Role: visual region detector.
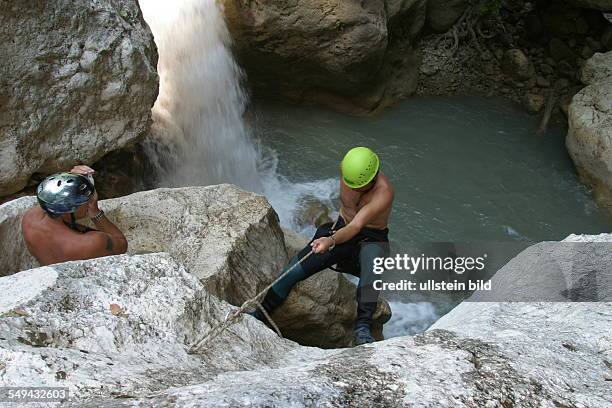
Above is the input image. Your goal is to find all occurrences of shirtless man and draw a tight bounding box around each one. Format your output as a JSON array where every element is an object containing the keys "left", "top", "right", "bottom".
[
  {"left": 249, "top": 147, "right": 394, "bottom": 345},
  {"left": 22, "top": 165, "right": 128, "bottom": 266}
]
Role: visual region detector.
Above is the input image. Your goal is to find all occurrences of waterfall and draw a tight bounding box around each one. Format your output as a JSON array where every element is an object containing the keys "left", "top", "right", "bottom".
[{"left": 138, "top": 0, "right": 262, "bottom": 191}]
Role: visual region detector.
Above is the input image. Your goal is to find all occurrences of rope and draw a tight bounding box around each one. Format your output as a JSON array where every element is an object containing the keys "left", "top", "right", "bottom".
[{"left": 188, "top": 249, "right": 315, "bottom": 353}]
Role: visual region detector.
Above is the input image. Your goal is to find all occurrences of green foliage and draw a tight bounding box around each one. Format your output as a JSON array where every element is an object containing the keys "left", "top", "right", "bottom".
[{"left": 479, "top": 0, "right": 503, "bottom": 17}]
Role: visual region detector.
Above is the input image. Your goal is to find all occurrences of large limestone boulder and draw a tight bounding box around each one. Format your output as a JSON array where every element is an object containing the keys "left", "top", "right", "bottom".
[
  {"left": 580, "top": 51, "right": 612, "bottom": 84},
  {"left": 566, "top": 52, "right": 612, "bottom": 210},
  {"left": 2, "top": 235, "right": 610, "bottom": 406},
  {"left": 0, "top": 185, "right": 388, "bottom": 348},
  {"left": 0, "top": 253, "right": 303, "bottom": 400},
  {"left": 277, "top": 230, "right": 392, "bottom": 348},
  {"left": 0, "top": 185, "right": 288, "bottom": 307},
  {"left": 0, "top": 196, "right": 39, "bottom": 275},
  {"left": 464, "top": 236, "right": 611, "bottom": 303},
  {"left": 84, "top": 302, "right": 611, "bottom": 407},
  {"left": 220, "top": 0, "right": 426, "bottom": 112},
  {"left": 0, "top": 0, "right": 158, "bottom": 196}
]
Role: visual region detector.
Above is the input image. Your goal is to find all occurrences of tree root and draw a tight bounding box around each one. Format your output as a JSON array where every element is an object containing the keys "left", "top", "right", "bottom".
[{"left": 423, "top": 1, "right": 503, "bottom": 74}]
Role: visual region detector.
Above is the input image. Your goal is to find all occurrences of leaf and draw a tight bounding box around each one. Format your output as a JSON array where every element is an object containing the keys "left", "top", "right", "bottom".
[{"left": 109, "top": 303, "right": 123, "bottom": 316}]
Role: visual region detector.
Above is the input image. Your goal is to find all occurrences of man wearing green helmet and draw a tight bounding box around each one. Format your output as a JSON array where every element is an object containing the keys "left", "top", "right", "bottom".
[
  {"left": 21, "top": 165, "right": 128, "bottom": 266},
  {"left": 249, "top": 147, "right": 395, "bottom": 346}
]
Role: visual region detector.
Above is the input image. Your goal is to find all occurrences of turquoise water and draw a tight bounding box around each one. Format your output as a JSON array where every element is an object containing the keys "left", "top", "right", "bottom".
[
  {"left": 252, "top": 96, "right": 610, "bottom": 337},
  {"left": 254, "top": 96, "right": 610, "bottom": 244}
]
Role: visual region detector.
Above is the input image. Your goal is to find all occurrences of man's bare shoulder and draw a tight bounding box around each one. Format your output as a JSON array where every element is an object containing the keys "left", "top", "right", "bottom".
[
  {"left": 375, "top": 173, "right": 395, "bottom": 198},
  {"left": 21, "top": 206, "right": 45, "bottom": 231}
]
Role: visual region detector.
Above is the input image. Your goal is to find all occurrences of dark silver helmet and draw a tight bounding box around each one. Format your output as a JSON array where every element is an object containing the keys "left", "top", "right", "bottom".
[{"left": 36, "top": 173, "right": 94, "bottom": 217}]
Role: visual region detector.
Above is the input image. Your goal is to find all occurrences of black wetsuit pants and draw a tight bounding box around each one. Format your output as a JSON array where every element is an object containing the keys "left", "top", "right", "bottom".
[{"left": 265, "top": 216, "right": 389, "bottom": 329}]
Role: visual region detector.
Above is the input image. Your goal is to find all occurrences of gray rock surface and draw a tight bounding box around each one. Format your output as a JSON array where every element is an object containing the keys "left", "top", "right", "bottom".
[
  {"left": 220, "top": 0, "right": 426, "bottom": 112},
  {"left": 0, "top": 253, "right": 305, "bottom": 401},
  {"left": 0, "top": 196, "right": 39, "bottom": 275},
  {"left": 426, "top": 0, "right": 468, "bottom": 32},
  {"left": 81, "top": 302, "right": 611, "bottom": 407},
  {"left": 566, "top": 52, "right": 612, "bottom": 210},
  {"left": 464, "top": 238, "right": 611, "bottom": 302},
  {"left": 0, "top": 0, "right": 158, "bottom": 196},
  {"left": 580, "top": 51, "right": 612, "bottom": 84},
  {"left": 1, "top": 224, "right": 610, "bottom": 407}
]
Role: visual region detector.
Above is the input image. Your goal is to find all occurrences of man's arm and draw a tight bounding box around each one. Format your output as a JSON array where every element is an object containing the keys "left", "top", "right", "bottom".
[
  {"left": 311, "top": 188, "right": 394, "bottom": 253},
  {"left": 60, "top": 230, "right": 127, "bottom": 261},
  {"left": 90, "top": 214, "right": 128, "bottom": 255}
]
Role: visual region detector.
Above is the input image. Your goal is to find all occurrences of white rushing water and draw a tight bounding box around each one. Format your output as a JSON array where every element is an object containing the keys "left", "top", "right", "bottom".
[
  {"left": 139, "top": 0, "right": 261, "bottom": 191},
  {"left": 139, "top": 0, "right": 435, "bottom": 338}
]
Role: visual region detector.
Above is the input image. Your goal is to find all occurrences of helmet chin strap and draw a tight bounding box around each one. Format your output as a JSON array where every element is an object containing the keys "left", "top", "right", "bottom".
[{"left": 69, "top": 213, "right": 77, "bottom": 230}]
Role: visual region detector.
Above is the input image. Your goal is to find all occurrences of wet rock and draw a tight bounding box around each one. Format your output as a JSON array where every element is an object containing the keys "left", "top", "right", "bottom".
[
  {"left": 220, "top": 0, "right": 426, "bottom": 112},
  {"left": 426, "top": 0, "right": 469, "bottom": 33},
  {"left": 523, "top": 92, "right": 545, "bottom": 113},
  {"left": 0, "top": 0, "right": 158, "bottom": 196},
  {"left": 502, "top": 49, "right": 535, "bottom": 81},
  {"left": 292, "top": 196, "right": 333, "bottom": 230}
]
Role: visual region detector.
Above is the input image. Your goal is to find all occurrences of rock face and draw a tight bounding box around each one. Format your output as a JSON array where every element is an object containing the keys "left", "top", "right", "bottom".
[
  {"left": 466, "top": 238, "right": 611, "bottom": 303},
  {"left": 1, "top": 220, "right": 610, "bottom": 406},
  {"left": 220, "top": 0, "right": 426, "bottom": 112},
  {"left": 568, "top": 0, "right": 612, "bottom": 11},
  {"left": 502, "top": 49, "right": 536, "bottom": 81},
  {"left": 426, "top": 0, "right": 468, "bottom": 32},
  {"left": 0, "top": 196, "right": 39, "bottom": 275},
  {"left": 0, "top": 0, "right": 158, "bottom": 196},
  {"left": 0, "top": 185, "right": 389, "bottom": 348},
  {"left": 0, "top": 253, "right": 302, "bottom": 400},
  {"left": 566, "top": 51, "right": 612, "bottom": 210}
]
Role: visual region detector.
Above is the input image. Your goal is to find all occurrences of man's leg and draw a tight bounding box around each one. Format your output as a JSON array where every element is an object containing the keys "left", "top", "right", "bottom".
[
  {"left": 249, "top": 223, "right": 353, "bottom": 322},
  {"left": 354, "top": 241, "right": 387, "bottom": 345}
]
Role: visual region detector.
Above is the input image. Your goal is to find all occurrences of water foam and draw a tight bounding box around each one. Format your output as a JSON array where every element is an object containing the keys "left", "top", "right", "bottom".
[{"left": 139, "top": 0, "right": 261, "bottom": 191}]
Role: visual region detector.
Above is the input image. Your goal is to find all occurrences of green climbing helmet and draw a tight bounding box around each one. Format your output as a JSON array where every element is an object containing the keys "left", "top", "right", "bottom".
[
  {"left": 36, "top": 173, "right": 94, "bottom": 217},
  {"left": 341, "top": 147, "right": 380, "bottom": 189}
]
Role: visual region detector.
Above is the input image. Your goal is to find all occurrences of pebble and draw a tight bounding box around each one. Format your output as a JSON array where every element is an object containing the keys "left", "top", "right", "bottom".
[
  {"left": 540, "top": 64, "right": 554, "bottom": 75},
  {"left": 536, "top": 76, "right": 550, "bottom": 88}
]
